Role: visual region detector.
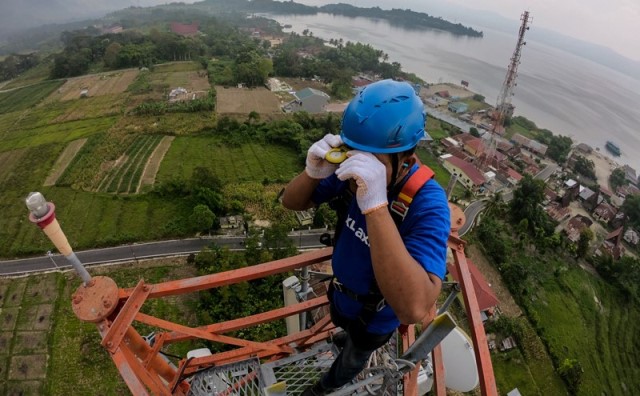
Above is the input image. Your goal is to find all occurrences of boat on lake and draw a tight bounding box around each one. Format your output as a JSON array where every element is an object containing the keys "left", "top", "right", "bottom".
[{"left": 606, "top": 140, "right": 621, "bottom": 156}]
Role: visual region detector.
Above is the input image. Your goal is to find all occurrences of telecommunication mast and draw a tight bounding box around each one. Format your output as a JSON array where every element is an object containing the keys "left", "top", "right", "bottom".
[{"left": 482, "top": 11, "right": 532, "bottom": 170}]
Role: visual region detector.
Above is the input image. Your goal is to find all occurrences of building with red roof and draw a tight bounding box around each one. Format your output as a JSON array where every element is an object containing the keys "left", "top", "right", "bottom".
[
  {"left": 447, "top": 260, "right": 499, "bottom": 315},
  {"left": 442, "top": 155, "right": 485, "bottom": 191},
  {"left": 170, "top": 22, "right": 200, "bottom": 37}
]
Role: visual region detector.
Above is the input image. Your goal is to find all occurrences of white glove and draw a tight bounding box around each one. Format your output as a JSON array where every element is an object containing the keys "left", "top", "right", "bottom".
[
  {"left": 335, "top": 151, "right": 388, "bottom": 214},
  {"left": 305, "top": 134, "right": 344, "bottom": 179}
]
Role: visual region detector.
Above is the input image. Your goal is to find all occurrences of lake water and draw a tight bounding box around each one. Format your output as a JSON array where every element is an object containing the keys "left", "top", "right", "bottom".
[{"left": 268, "top": 13, "right": 640, "bottom": 171}]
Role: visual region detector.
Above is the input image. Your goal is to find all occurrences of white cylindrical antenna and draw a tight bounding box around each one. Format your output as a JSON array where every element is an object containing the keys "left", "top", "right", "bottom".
[{"left": 26, "top": 192, "right": 92, "bottom": 285}]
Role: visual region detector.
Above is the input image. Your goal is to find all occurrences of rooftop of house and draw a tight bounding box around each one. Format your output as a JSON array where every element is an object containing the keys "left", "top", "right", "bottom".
[{"left": 444, "top": 156, "right": 485, "bottom": 186}]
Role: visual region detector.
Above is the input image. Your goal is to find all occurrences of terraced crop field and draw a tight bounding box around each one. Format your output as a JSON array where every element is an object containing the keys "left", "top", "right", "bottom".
[{"left": 97, "top": 135, "right": 164, "bottom": 194}]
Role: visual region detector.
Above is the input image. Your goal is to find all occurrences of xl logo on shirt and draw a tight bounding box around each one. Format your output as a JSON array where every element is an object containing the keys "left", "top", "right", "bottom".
[{"left": 345, "top": 215, "right": 370, "bottom": 247}]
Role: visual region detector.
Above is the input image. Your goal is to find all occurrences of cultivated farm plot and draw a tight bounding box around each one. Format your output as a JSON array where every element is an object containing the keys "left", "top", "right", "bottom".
[
  {"left": 0, "top": 80, "right": 65, "bottom": 115},
  {"left": 216, "top": 86, "right": 282, "bottom": 115},
  {"left": 44, "top": 138, "right": 88, "bottom": 186},
  {"left": 0, "top": 148, "right": 28, "bottom": 184},
  {"left": 156, "top": 136, "right": 301, "bottom": 184},
  {"left": 138, "top": 136, "right": 175, "bottom": 192},
  {"left": 154, "top": 70, "right": 210, "bottom": 92},
  {"left": 52, "top": 94, "right": 126, "bottom": 122},
  {"left": 45, "top": 70, "right": 139, "bottom": 102},
  {"left": 96, "top": 134, "right": 164, "bottom": 194},
  {"left": 0, "top": 274, "right": 59, "bottom": 395}
]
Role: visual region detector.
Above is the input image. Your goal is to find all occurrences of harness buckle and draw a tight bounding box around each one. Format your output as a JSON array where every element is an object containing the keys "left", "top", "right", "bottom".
[
  {"left": 332, "top": 279, "right": 344, "bottom": 294},
  {"left": 389, "top": 200, "right": 409, "bottom": 220}
]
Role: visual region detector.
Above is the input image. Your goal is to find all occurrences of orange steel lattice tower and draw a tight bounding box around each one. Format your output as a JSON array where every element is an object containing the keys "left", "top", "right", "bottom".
[
  {"left": 27, "top": 192, "right": 497, "bottom": 396},
  {"left": 481, "top": 11, "right": 532, "bottom": 171}
]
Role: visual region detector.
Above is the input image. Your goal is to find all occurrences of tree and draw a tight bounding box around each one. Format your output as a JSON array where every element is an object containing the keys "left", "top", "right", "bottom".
[
  {"left": 573, "top": 155, "right": 596, "bottom": 180},
  {"left": 510, "top": 174, "right": 548, "bottom": 234},
  {"left": 622, "top": 194, "right": 640, "bottom": 229},
  {"left": 576, "top": 228, "right": 593, "bottom": 258},
  {"left": 469, "top": 127, "right": 480, "bottom": 137},
  {"left": 190, "top": 204, "right": 215, "bottom": 233},
  {"left": 558, "top": 358, "right": 583, "bottom": 394},
  {"left": 609, "top": 167, "right": 627, "bottom": 191},
  {"left": 472, "top": 94, "right": 485, "bottom": 102}
]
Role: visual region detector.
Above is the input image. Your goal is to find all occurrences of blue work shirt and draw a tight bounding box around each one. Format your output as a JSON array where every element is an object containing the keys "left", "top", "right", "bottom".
[{"left": 311, "top": 164, "right": 450, "bottom": 334}]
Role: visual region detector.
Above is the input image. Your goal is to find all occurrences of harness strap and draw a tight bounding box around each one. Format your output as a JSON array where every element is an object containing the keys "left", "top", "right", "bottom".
[{"left": 389, "top": 165, "right": 435, "bottom": 224}]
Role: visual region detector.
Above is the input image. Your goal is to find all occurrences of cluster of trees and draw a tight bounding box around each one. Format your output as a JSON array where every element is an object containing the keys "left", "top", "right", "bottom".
[
  {"left": 212, "top": 112, "right": 341, "bottom": 160},
  {"left": 572, "top": 155, "right": 596, "bottom": 180},
  {"left": 273, "top": 34, "right": 413, "bottom": 99},
  {"left": 0, "top": 53, "right": 40, "bottom": 82},
  {"left": 509, "top": 117, "right": 574, "bottom": 164},
  {"left": 51, "top": 29, "right": 206, "bottom": 78},
  {"left": 609, "top": 167, "right": 627, "bottom": 191}
]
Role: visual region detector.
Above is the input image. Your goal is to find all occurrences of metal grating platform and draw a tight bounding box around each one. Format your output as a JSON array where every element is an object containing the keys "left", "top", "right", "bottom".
[
  {"left": 188, "top": 358, "right": 263, "bottom": 396},
  {"left": 187, "top": 332, "right": 402, "bottom": 395}
]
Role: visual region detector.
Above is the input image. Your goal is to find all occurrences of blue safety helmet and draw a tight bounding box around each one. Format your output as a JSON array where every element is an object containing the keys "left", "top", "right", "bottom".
[{"left": 340, "top": 79, "right": 426, "bottom": 154}]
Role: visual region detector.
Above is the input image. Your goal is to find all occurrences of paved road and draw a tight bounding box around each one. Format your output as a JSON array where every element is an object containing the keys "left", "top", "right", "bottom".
[
  {"left": 0, "top": 232, "right": 328, "bottom": 276},
  {"left": 459, "top": 200, "right": 487, "bottom": 236}
]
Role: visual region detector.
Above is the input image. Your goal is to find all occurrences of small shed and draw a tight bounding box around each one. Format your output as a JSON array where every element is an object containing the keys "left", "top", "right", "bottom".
[
  {"left": 283, "top": 88, "right": 330, "bottom": 114},
  {"left": 448, "top": 101, "right": 469, "bottom": 114}
]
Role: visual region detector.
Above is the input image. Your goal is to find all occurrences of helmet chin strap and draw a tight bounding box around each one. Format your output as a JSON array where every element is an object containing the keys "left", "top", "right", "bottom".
[{"left": 388, "top": 153, "right": 400, "bottom": 191}]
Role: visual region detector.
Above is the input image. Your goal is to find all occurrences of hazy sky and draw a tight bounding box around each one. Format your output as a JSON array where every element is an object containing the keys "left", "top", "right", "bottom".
[
  {"left": 447, "top": 0, "right": 640, "bottom": 63},
  {"left": 297, "top": 0, "right": 640, "bottom": 63}
]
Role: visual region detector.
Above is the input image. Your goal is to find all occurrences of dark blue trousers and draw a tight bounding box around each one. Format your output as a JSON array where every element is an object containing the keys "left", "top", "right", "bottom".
[{"left": 320, "top": 300, "right": 394, "bottom": 390}]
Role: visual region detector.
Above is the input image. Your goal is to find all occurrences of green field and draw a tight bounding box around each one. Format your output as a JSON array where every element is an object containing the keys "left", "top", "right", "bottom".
[
  {"left": 0, "top": 80, "right": 65, "bottom": 115},
  {"left": 97, "top": 134, "right": 164, "bottom": 194},
  {"left": 0, "top": 261, "right": 203, "bottom": 395},
  {"left": 529, "top": 268, "right": 640, "bottom": 395},
  {"left": 157, "top": 136, "right": 302, "bottom": 184},
  {"left": 415, "top": 147, "right": 467, "bottom": 199},
  {"left": 2, "top": 61, "right": 53, "bottom": 90}
]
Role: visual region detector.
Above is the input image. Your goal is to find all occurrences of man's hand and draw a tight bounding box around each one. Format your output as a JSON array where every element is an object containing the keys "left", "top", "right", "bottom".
[
  {"left": 335, "top": 151, "right": 387, "bottom": 214},
  {"left": 305, "top": 134, "right": 343, "bottom": 179}
]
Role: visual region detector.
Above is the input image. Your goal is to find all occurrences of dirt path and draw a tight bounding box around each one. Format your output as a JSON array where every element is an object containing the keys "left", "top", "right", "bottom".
[
  {"left": 466, "top": 244, "right": 523, "bottom": 317},
  {"left": 43, "top": 138, "right": 87, "bottom": 186},
  {"left": 137, "top": 136, "right": 175, "bottom": 192}
]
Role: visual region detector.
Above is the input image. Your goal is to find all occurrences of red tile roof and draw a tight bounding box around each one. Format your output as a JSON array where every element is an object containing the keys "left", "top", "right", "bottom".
[
  {"left": 447, "top": 260, "right": 499, "bottom": 312},
  {"left": 171, "top": 22, "right": 199, "bottom": 37},
  {"left": 445, "top": 156, "right": 485, "bottom": 185},
  {"left": 507, "top": 167, "right": 523, "bottom": 181}
]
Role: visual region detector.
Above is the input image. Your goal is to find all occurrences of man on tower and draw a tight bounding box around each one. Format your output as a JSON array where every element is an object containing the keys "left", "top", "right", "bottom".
[{"left": 282, "top": 79, "right": 450, "bottom": 394}]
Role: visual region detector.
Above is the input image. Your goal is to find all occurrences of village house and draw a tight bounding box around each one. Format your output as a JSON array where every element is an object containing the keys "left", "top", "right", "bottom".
[
  {"left": 596, "top": 227, "right": 625, "bottom": 260},
  {"left": 564, "top": 215, "right": 593, "bottom": 243},
  {"left": 219, "top": 215, "right": 244, "bottom": 230},
  {"left": 624, "top": 229, "right": 639, "bottom": 246},
  {"left": 447, "top": 260, "right": 499, "bottom": 321},
  {"left": 442, "top": 155, "right": 485, "bottom": 192},
  {"left": 593, "top": 202, "right": 618, "bottom": 223},
  {"left": 624, "top": 165, "right": 638, "bottom": 186},
  {"left": 170, "top": 22, "right": 200, "bottom": 37},
  {"left": 545, "top": 202, "right": 571, "bottom": 222}
]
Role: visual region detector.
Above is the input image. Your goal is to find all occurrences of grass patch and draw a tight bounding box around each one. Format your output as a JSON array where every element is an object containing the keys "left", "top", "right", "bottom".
[
  {"left": 0, "top": 116, "right": 117, "bottom": 152},
  {"left": 115, "top": 112, "right": 216, "bottom": 135},
  {"left": 0, "top": 80, "right": 64, "bottom": 115},
  {"left": 460, "top": 97, "right": 492, "bottom": 113},
  {"left": 415, "top": 147, "right": 467, "bottom": 198},
  {"left": 2, "top": 61, "right": 53, "bottom": 90},
  {"left": 156, "top": 135, "right": 301, "bottom": 184},
  {"left": 528, "top": 267, "right": 640, "bottom": 395},
  {"left": 153, "top": 61, "right": 204, "bottom": 73},
  {"left": 45, "top": 261, "right": 202, "bottom": 395}
]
